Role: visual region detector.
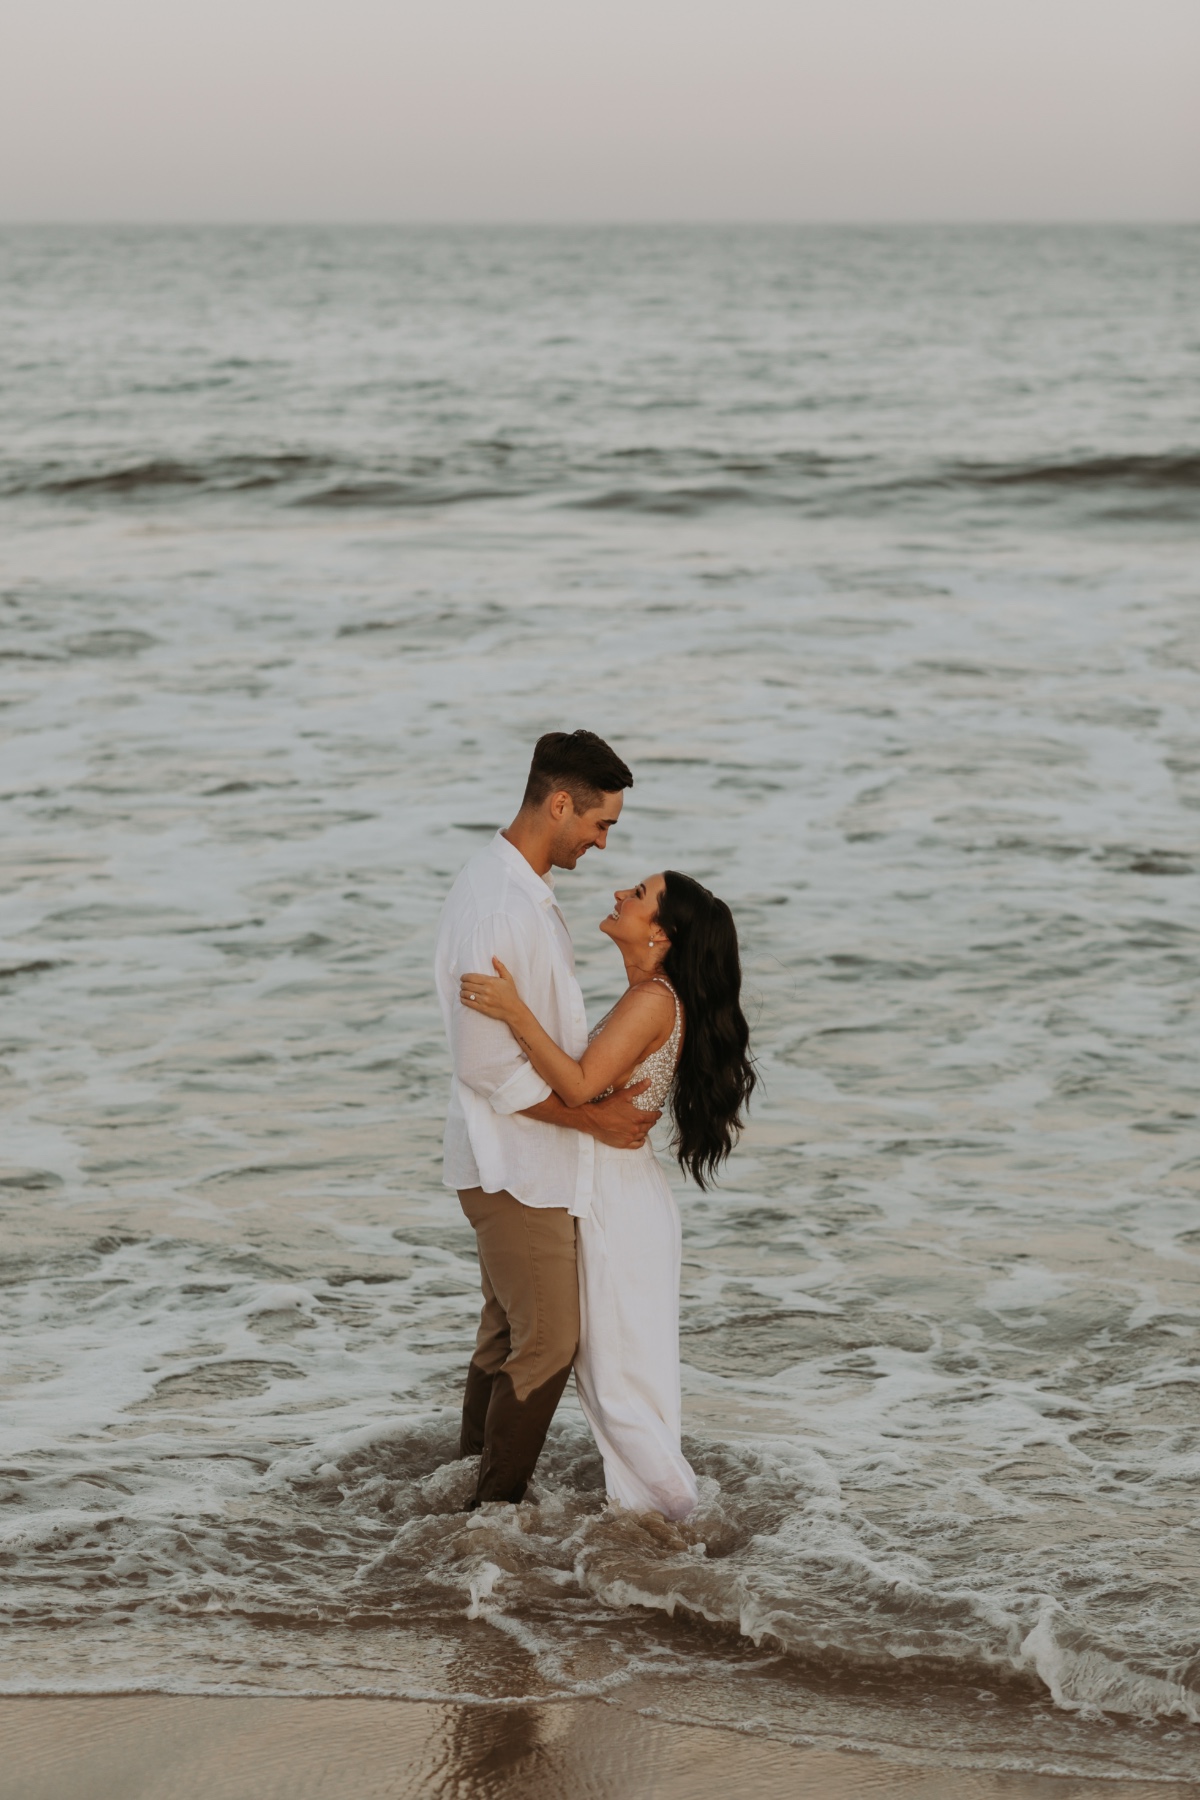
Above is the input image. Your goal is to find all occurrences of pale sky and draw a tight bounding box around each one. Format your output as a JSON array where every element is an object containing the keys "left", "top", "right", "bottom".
[{"left": 1, "top": 0, "right": 1196, "bottom": 222}]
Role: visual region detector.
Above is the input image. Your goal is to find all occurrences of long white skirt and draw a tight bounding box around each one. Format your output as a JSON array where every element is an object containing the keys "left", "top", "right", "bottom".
[{"left": 574, "top": 1139, "right": 699, "bottom": 1521}]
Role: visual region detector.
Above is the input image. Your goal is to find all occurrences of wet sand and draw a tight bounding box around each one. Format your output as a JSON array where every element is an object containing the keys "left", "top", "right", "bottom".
[{"left": 4, "top": 1698, "right": 1196, "bottom": 1800}]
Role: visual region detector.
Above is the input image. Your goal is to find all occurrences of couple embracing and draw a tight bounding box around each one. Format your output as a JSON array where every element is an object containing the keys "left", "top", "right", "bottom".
[{"left": 434, "top": 731, "right": 755, "bottom": 1519}]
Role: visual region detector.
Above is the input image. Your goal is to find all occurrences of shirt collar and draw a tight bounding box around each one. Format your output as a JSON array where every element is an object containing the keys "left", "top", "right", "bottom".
[{"left": 489, "top": 830, "right": 557, "bottom": 906}]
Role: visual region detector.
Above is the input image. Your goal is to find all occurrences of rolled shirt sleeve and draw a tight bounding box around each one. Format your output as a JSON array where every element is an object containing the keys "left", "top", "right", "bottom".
[
  {"left": 488, "top": 1058, "right": 553, "bottom": 1116},
  {"left": 451, "top": 913, "right": 553, "bottom": 1115}
]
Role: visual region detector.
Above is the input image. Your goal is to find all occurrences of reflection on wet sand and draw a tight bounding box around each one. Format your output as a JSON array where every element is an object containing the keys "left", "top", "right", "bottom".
[{"left": 6, "top": 1698, "right": 1200, "bottom": 1800}]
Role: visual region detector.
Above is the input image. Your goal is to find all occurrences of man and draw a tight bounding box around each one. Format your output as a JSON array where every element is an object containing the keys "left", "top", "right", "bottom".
[{"left": 433, "top": 730, "right": 658, "bottom": 1507}]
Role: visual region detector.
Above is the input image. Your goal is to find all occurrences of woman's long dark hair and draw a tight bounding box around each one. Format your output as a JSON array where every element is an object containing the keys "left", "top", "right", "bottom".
[{"left": 655, "top": 870, "right": 756, "bottom": 1188}]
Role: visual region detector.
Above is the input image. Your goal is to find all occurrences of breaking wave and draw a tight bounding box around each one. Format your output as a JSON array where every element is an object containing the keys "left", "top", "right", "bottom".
[{"left": 6, "top": 1402, "right": 1199, "bottom": 1762}]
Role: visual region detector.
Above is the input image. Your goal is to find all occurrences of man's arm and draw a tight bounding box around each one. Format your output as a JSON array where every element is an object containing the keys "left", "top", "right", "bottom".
[
  {"left": 521, "top": 1085, "right": 660, "bottom": 1151},
  {"left": 452, "top": 913, "right": 553, "bottom": 1116}
]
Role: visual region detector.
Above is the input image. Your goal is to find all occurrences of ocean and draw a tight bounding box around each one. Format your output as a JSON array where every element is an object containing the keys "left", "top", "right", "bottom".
[{"left": 2, "top": 224, "right": 1198, "bottom": 1784}]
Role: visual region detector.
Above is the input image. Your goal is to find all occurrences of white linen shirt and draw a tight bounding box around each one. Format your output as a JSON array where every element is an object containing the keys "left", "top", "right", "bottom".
[{"left": 434, "top": 832, "right": 595, "bottom": 1217}]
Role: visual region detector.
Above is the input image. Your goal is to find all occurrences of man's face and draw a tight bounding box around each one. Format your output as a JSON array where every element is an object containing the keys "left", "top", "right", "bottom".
[{"left": 548, "top": 790, "right": 624, "bottom": 870}]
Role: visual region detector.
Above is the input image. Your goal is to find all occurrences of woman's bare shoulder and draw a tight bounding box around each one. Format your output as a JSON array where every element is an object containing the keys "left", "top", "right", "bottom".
[{"left": 614, "top": 979, "right": 676, "bottom": 1016}]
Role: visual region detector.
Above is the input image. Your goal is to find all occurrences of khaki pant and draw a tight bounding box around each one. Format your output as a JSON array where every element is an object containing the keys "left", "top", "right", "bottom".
[{"left": 458, "top": 1187, "right": 579, "bottom": 1506}]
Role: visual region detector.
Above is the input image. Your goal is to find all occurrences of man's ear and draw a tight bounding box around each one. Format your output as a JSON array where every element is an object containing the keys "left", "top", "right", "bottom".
[{"left": 547, "top": 789, "right": 573, "bottom": 822}]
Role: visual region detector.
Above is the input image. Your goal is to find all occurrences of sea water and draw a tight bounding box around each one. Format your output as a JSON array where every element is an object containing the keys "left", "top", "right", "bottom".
[{"left": 1, "top": 225, "right": 1199, "bottom": 1782}]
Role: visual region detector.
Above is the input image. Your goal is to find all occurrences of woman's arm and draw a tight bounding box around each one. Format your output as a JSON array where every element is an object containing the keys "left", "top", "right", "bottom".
[
  {"left": 459, "top": 960, "right": 673, "bottom": 1107},
  {"left": 450, "top": 915, "right": 552, "bottom": 1115}
]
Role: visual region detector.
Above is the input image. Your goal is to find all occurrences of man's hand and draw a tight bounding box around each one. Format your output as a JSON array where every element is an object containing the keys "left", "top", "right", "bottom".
[
  {"left": 583, "top": 1082, "right": 660, "bottom": 1149},
  {"left": 521, "top": 1081, "right": 660, "bottom": 1149}
]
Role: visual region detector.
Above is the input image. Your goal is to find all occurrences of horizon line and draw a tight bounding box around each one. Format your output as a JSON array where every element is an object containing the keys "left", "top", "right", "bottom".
[{"left": 1, "top": 216, "right": 1198, "bottom": 231}]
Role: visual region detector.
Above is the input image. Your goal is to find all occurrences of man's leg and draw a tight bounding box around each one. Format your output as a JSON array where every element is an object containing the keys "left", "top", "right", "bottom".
[
  {"left": 458, "top": 1187, "right": 579, "bottom": 1505},
  {"left": 459, "top": 1237, "right": 508, "bottom": 1457}
]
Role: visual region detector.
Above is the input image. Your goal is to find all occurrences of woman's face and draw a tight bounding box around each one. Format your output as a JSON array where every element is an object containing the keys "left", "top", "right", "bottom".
[{"left": 600, "top": 874, "right": 667, "bottom": 948}]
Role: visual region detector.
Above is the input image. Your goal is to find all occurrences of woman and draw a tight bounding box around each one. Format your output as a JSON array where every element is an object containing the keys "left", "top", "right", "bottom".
[{"left": 459, "top": 869, "right": 755, "bottom": 1520}]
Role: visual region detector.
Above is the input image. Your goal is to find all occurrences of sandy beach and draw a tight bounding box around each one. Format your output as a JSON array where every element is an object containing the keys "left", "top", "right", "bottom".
[{"left": 5, "top": 1698, "right": 1199, "bottom": 1800}]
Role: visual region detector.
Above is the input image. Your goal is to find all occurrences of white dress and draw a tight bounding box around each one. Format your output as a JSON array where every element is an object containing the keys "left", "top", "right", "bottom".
[{"left": 573, "top": 979, "right": 699, "bottom": 1521}]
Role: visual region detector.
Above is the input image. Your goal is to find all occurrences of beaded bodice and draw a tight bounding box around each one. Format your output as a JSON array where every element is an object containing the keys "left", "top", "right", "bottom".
[{"left": 588, "top": 977, "right": 682, "bottom": 1113}]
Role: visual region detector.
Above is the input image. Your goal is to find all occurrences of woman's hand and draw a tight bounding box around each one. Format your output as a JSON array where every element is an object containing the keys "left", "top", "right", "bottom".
[{"left": 459, "top": 957, "right": 523, "bottom": 1026}]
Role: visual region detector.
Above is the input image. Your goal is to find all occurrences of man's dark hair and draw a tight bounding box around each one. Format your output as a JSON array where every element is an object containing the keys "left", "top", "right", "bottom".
[{"left": 521, "top": 730, "right": 633, "bottom": 812}]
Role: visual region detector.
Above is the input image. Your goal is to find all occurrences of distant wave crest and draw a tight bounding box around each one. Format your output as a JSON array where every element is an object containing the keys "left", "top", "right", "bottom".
[
  {"left": 5, "top": 445, "right": 1197, "bottom": 520},
  {"left": 937, "top": 450, "right": 1200, "bottom": 492},
  {"left": 24, "top": 453, "right": 339, "bottom": 498}
]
